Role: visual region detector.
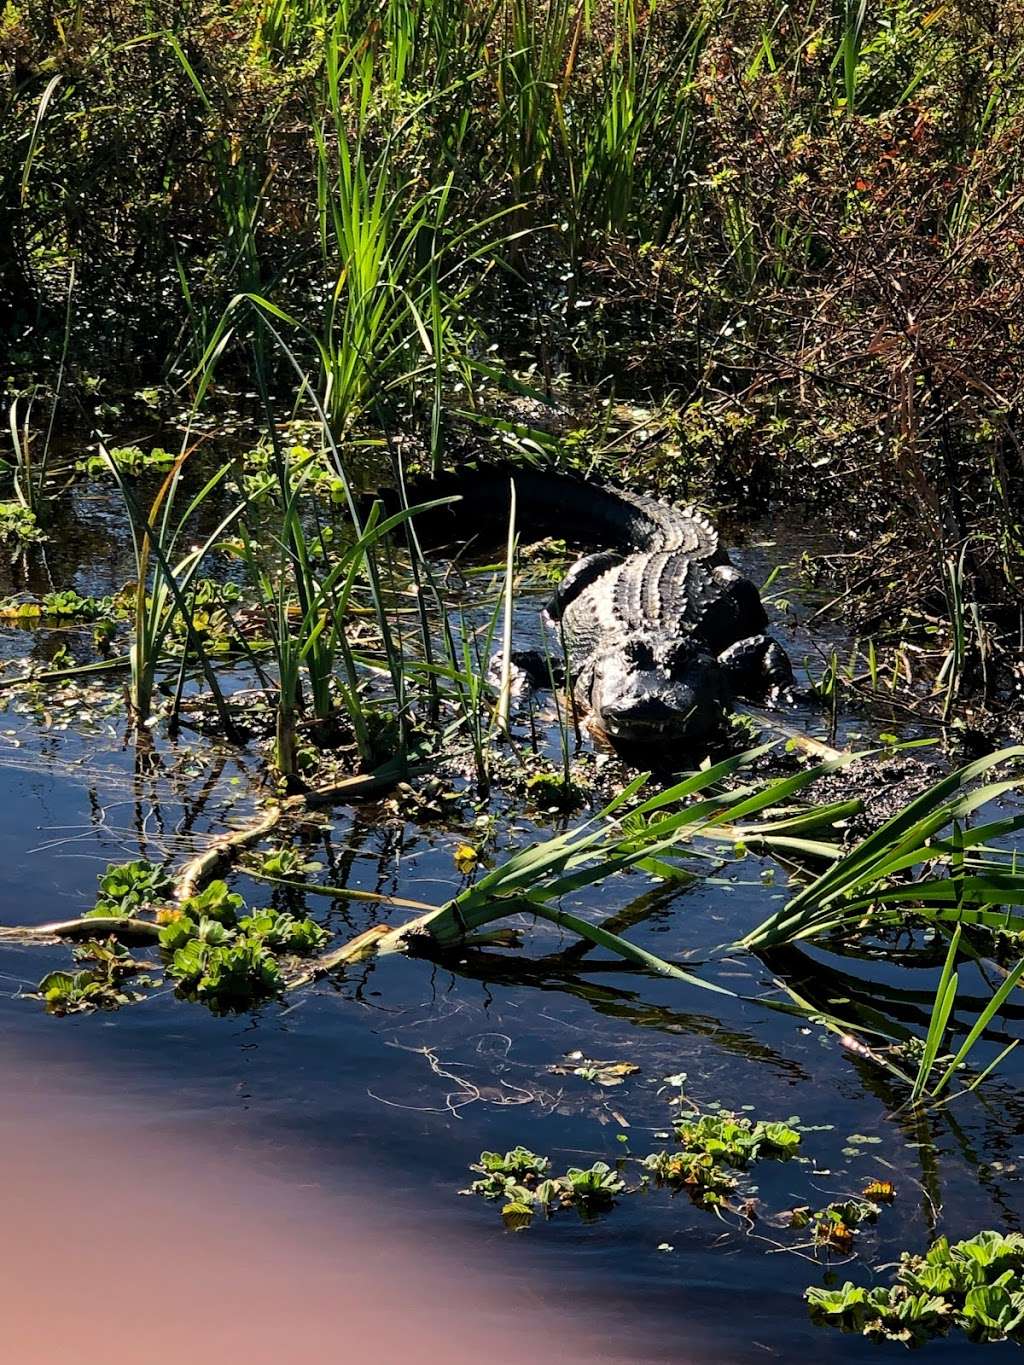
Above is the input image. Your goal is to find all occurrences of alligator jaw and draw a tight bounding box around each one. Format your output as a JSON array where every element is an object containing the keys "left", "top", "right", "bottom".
[{"left": 588, "top": 705, "right": 729, "bottom": 754}]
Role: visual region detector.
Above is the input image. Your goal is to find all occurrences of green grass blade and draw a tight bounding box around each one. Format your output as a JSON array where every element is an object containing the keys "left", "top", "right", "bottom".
[
  {"left": 910, "top": 925, "right": 961, "bottom": 1104},
  {"left": 931, "top": 955, "right": 1024, "bottom": 1098}
]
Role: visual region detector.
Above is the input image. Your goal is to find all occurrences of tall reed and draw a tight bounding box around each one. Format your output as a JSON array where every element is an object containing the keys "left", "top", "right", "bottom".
[
  {"left": 313, "top": 36, "right": 519, "bottom": 440},
  {"left": 102, "top": 444, "right": 245, "bottom": 732}
]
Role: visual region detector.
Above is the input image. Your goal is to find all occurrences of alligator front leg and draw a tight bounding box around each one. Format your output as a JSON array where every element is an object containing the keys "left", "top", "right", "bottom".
[
  {"left": 488, "top": 647, "right": 565, "bottom": 696},
  {"left": 718, "top": 635, "right": 795, "bottom": 703}
]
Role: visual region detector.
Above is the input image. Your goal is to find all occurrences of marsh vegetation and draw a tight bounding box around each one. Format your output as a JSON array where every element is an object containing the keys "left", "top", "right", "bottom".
[{"left": 4, "top": 1, "right": 1024, "bottom": 1357}]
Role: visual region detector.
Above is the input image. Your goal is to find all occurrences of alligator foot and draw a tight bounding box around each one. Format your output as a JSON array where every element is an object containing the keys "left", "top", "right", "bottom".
[
  {"left": 488, "top": 648, "right": 565, "bottom": 695},
  {"left": 718, "top": 635, "right": 796, "bottom": 704}
]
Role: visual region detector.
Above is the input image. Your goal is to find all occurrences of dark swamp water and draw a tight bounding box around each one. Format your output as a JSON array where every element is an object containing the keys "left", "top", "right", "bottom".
[{"left": 2, "top": 461, "right": 1024, "bottom": 1362}]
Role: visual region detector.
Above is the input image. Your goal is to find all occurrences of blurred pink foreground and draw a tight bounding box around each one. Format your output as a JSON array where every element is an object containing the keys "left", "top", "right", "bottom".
[{"left": 2, "top": 1054, "right": 623, "bottom": 1364}]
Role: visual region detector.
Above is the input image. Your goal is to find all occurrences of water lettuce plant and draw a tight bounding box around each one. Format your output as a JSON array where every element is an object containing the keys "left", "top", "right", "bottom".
[
  {"left": 644, "top": 1107, "right": 801, "bottom": 1209},
  {"left": 251, "top": 847, "right": 322, "bottom": 879},
  {"left": 77, "top": 445, "right": 176, "bottom": 477},
  {"left": 808, "top": 1231, "right": 1024, "bottom": 1346},
  {"left": 467, "top": 1147, "right": 625, "bottom": 1227},
  {"left": 23, "top": 860, "right": 328, "bottom": 1015},
  {"left": 175, "top": 879, "right": 244, "bottom": 925},
  {"left": 239, "top": 910, "right": 328, "bottom": 954},
  {"left": 36, "top": 939, "right": 153, "bottom": 1015},
  {"left": 467, "top": 1097, "right": 801, "bottom": 1229},
  {"left": 673, "top": 1110, "right": 802, "bottom": 1167},
  {"left": 159, "top": 897, "right": 328, "bottom": 1008},
  {"left": 791, "top": 1192, "right": 890, "bottom": 1257},
  {"left": 168, "top": 935, "right": 283, "bottom": 1010},
  {"left": 0, "top": 590, "right": 113, "bottom": 621},
  {"left": 162, "top": 929, "right": 320, "bottom": 1008},
  {"left": 469, "top": 1146, "right": 552, "bottom": 1198},
  {"left": 89, "top": 859, "right": 173, "bottom": 917},
  {"left": 0, "top": 500, "right": 44, "bottom": 547}
]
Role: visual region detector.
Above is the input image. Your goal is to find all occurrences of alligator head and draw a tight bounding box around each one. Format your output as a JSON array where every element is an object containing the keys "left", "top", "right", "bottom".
[{"left": 582, "top": 631, "right": 730, "bottom": 747}]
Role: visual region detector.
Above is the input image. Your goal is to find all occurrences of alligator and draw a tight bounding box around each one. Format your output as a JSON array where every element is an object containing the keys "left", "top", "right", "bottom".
[{"left": 412, "top": 466, "right": 795, "bottom": 747}]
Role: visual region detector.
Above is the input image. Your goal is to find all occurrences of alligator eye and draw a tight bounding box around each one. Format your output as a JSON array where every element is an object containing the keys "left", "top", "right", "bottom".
[
  {"left": 624, "top": 638, "right": 656, "bottom": 670},
  {"left": 664, "top": 639, "right": 697, "bottom": 672}
]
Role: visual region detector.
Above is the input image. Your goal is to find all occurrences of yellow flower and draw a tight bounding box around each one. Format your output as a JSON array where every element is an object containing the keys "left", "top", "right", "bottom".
[{"left": 453, "top": 843, "right": 478, "bottom": 875}]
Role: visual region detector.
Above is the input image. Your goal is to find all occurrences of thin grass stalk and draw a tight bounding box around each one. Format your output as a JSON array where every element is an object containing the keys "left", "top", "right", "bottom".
[
  {"left": 837, "top": 0, "right": 868, "bottom": 114},
  {"left": 930, "top": 957, "right": 1024, "bottom": 1100},
  {"left": 940, "top": 544, "right": 967, "bottom": 721},
  {"left": 496, "top": 478, "right": 517, "bottom": 733},
  {"left": 35, "top": 262, "right": 75, "bottom": 518},
  {"left": 19, "top": 74, "right": 62, "bottom": 207},
  {"left": 543, "top": 628, "right": 572, "bottom": 788},
  {"left": 392, "top": 439, "right": 442, "bottom": 723}
]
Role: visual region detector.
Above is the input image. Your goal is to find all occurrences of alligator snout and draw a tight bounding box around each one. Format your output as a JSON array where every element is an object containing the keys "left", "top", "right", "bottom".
[
  {"left": 603, "top": 693, "right": 695, "bottom": 733},
  {"left": 594, "top": 665, "right": 729, "bottom": 746}
]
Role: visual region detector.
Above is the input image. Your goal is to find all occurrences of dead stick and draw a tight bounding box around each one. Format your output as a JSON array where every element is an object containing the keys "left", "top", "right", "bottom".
[
  {"left": 289, "top": 923, "right": 403, "bottom": 987},
  {"left": 0, "top": 917, "right": 160, "bottom": 945},
  {"left": 174, "top": 762, "right": 419, "bottom": 902},
  {"left": 175, "top": 803, "right": 299, "bottom": 902},
  {"left": 759, "top": 720, "right": 844, "bottom": 762},
  {"left": 244, "top": 869, "right": 435, "bottom": 911}
]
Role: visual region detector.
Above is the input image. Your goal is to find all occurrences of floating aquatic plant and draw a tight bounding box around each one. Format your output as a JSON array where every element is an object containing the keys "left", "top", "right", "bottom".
[
  {"left": 89, "top": 859, "right": 173, "bottom": 917},
  {"left": 168, "top": 935, "right": 283, "bottom": 1010},
  {"left": 790, "top": 1193, "right": 890, "bottom": 1257},
  {"left": 467, "top": 1094, "right": 802, "bottom": 1228},
  {"left": 0, "top": 590, "right": 113, "bottom": 621},
  {"left": 644, "top": 1106, "right": 801, "bottom": 1209},
  {"left": 252, "top": 847, "right": 323, "bottom": 879},
  {"left": 175, "top": 879, "right": 244, "bottom": 926},
  {"left": 23, "top": 859, "right": 329, "bottom": 1015},
  {"left": 239, "top": 910, "right": 329, "bottom": 954},
  {"left": 467, "top": 1147, "right": 624, "bottom": 1227},
  {"left": 808, "top": 1231, "right": 1024, "bottom": 1346},
  {"left": 36, "top": 939, "right": 153, "bottom": 1015},
  {"left": 77, "top": 445, "right": 176, "bottom": 477},
  {"left": 469, "top": 1146, "right": 552, "bottom": 1199},
  {"left": 0, "top": 500, "right": 44, "bottom": 547}
]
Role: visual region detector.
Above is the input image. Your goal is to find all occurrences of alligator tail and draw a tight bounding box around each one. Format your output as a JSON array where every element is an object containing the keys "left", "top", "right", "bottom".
[{"left": 393, "top": 462, "right": 712, "bottom": 556}]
